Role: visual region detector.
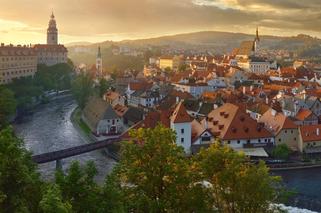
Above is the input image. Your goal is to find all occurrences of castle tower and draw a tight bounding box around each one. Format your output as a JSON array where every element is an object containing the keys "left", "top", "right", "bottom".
[
  {"left": 96, "top": 46, "right": 103, "bottom": 77},
  {"left": 47, "top": 12, "right": 58, "bottom": 45}
]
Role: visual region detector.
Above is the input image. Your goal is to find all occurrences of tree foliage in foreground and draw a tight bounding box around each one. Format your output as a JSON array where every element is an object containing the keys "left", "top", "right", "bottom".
[
  {"left": 0, "top": 87, "right": 17, "bottom": 127},
  {"left": 0, "top": 127, "right": 42, "bottom": 212},
  {"left": 0, "top": 125, "right": 286, "bottom": 212}
]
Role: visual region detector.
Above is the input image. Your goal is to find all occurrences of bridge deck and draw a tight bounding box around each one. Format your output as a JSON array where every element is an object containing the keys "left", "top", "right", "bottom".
[{"left": 32, "top": 138, "right": 121, "bottom": 164}]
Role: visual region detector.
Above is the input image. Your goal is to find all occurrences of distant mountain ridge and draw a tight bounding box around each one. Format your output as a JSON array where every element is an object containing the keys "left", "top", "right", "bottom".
[
  {"left": 67, "top": 31, "right": 321, "bottom": 67},
  {"left": 68, "top": 31, "right": 321, "bottom": 51}
]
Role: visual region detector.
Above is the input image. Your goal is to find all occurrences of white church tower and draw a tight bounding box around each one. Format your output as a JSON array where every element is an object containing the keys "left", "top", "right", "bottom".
[
  {"left": 170, "top": 101, "right": 192, "bottom": 154},
  {"left": 96, "top": 46, "right": 103, "bottom": 78},
  {"left": 47, "top": 12, "right": 58, "bottom": 45}
]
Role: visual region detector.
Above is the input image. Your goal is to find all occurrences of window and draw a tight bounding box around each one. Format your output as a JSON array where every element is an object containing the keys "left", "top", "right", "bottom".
[
  {"left": 181, "top": 138, "right": 184, "bottom": 143},
  {"left": 285, "top": 130, "right": 287, "bottom": 133},
  {"left": 227, "top": 141, "right": 231, "bottom": 144},
  {"left": 237, "top": 140, "right": 240, "bottom": 144},
  {"left": 279, "top": 139, "right": 281, "bottom": 142},
  {"left": 294, "top": 138, "right": 296, "bottom": 141},
  {"left": 181, "top": 129, "right": 184, "bottom": 134}
]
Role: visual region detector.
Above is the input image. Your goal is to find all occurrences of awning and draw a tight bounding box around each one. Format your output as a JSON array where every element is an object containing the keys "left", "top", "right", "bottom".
[{"left": 233, "top": 147, "right": 269, "bottom": 157}]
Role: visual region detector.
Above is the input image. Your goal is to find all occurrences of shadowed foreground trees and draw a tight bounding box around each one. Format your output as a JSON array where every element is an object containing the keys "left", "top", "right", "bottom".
[{"left": 0, "top": 125, "right": 286, "bottom": 212}]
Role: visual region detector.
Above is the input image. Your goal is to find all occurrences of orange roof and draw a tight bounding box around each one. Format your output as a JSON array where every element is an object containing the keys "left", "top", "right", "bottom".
[
  {"left": 171, "top": 101, "right": 193, "bottom": 123},
  {"left": 33, "top": 44, "right": 67, "bottom": 52},
  {"left": 129, "top": 81, "right": 153, "bottom": 91},
  {"left": 105, "top": 91, "right": 121, "bottom": 101},
  {"left": 259, "top": 109, "right": 297, "bottom": 135},
  {"left": 300, "top": 125, "right": 321, "bottom": 143},
  {"left": 203, "top": 103, "right": 272, "bottom": 140},
  {"left": 296, "top": 108, "right": 313, "bottom": 121},
  {"left": 113, "top": 104, "right": 128, "bottom": 117}
]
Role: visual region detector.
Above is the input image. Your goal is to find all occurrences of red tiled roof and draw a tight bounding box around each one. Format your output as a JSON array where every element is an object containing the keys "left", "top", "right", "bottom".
[
  {"left": 33, "top": 44, "right": 67, "bottom": 52},
  {"left": 171, "top": 101, "right": 193, "bottom": 123},
  {"left": 259, "top": 109, "right": 297, "bottom": 135},
  {"left": 296, "top": 108, "right": 313, "bottom": 121},
  {"left": 105, "top": 91, "right": 121, "bottom": 101},
  {"left": 204, "top": 103, "right": 273, "bottom": 140},
  {"left": 129, "top": 81, "right": 153, "bottom": 91},
  {"left": 113, "top": 104, "right": 128, "bottom": 117},
  {"left": 300, "top": 125, "right": 321, "bottom": 143}
]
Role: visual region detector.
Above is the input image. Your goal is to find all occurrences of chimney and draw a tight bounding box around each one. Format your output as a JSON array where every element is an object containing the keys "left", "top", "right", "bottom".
[
  {"left": 243, "top": 86, "right": 246, "bottom": 95},
  {"left": 176, "top": 96, "right": 180, "bottom": 104},
  {"left": 250, "top": 85, "right": 253, "bottom": 92},
  {"left": 317, "top": 128, "right": 320, "bottom": 136},
  {"left": 265, "top": 96, "right": 269, "bottom": 105}
]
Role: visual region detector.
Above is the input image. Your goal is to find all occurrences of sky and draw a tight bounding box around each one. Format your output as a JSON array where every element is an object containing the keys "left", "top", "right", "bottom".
[{"left": 1, "top": 0, "right": 321, "bottom": 44}]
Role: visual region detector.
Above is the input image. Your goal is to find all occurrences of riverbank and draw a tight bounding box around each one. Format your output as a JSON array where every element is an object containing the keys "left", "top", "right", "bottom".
[
  {"left": 269, "top": 162, "right": 321, "bottom": 171},
  {"left": 70, "top": 107, "right": 121, "bottom": 161}
]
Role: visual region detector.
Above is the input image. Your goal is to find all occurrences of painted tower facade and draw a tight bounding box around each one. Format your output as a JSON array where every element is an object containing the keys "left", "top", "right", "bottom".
[{"left": 47, "top": 12, "right": 58, "bottom": 45}]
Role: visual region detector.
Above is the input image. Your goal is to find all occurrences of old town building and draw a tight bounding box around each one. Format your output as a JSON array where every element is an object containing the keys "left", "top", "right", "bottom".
[{"left": 0, "top": 44, "right": 37, "bottom": 84}]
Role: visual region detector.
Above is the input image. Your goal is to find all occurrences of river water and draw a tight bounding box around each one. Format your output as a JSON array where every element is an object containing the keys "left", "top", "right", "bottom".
[
  {"left": 14, "top": 97, "right": 116, "bottom": 184},
  {"left": 273, "top": 168, "right": 321, "bottom": 212}
]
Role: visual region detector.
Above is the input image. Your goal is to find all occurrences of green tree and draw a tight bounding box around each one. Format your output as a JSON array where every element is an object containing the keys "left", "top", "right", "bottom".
[
  {"left": 0, "top": 87, "right": 17, "bottom": 127},
  {"left": 0, "top": 127, "right": 42, "bottom": 213},
  {"left": 55, "top": 161, "right": 101, "bottom": 213},
  {"left": 71, "top": 73, "right": 93, "bottom": 109},
  {"left": 99, "top": 174, "right": 126, "bottom": 213},
  {"left": 114, "top": 125, "right": 209, "bottom": 212},
  {"left": 98, "top": 78, "right": 110, "bottom": 98},
  {"left": 35, "top": 63, "right": 73, "bottom": 92},
  {"left": 39, "top": 184, "right": 72, "bottom": 213},
  {"left": 272, "top": 144, "right": 291, "bottom": 160},
  {"left": 194, "top": 142, "right": 282, "bottom": 213}
]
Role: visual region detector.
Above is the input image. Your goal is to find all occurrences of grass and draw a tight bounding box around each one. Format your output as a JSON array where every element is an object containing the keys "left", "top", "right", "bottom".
[{"left": 73, "top": 108, "right": 91, "bottom": 136}]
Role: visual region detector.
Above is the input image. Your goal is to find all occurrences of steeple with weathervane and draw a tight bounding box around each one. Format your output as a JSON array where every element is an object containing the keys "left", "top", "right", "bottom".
[{"left": 47, "top": 11, "right": 58, "bottom": 45}]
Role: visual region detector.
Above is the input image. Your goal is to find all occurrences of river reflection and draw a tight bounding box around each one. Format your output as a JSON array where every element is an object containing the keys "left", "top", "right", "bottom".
[{"left": 14, "top": 97, "right": 116, "bottom": 184}]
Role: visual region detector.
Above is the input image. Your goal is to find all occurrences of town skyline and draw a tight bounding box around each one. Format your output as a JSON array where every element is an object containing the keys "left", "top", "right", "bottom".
[{"left": 2, "top": 0, "right": 321, "bottom": 44}]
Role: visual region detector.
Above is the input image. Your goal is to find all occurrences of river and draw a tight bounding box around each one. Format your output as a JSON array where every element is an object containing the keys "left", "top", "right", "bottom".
[
  {"left": 14, "top": 97, "right": 116, "bottom": 184},
  {"left": 273, "top": 168, "right": 321, "bottom": 212}
]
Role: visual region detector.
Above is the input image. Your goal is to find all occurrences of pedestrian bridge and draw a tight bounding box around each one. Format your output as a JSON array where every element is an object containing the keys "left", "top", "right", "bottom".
[{"left": 32, "top": 138, "right": 122, "bottom": 166}]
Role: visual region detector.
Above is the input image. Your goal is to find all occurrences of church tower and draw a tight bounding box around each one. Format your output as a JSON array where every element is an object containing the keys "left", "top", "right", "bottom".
[
  {"left": 96, "top": 46, "right": 103, "bottom": 77},
  {"left": 254, "top": 27, "right": 260, "bottom": 55},
  {"left": 47, "top": 12, "right": 58, "bottom": 45}
]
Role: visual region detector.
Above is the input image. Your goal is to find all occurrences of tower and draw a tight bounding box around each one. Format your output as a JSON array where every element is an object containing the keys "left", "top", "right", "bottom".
[
  {"left": 254, "top": 27, "right": 260, "bottom": 55},
  {"left": 96, "top": 46, "right": 103, "bottom": 77},
  {"left": 47, "top": 12, "right": 58, "bottom": 45},
  {"left": 170, "top": 101, "right": 192, "bottom": 154}
]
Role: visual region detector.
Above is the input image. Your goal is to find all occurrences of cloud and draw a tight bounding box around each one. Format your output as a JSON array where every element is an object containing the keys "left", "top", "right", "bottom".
[{"left": 0, "top": 0, "right": 320, "bottom": 43}]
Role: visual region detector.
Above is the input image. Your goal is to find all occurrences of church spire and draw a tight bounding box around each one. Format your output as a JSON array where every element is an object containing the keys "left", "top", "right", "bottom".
[
  {"left": 255, "top": 26, "right": 260, "bottom": 42},
  {"left": 97, "top": 46, "right": 102, "bottom": 58}
]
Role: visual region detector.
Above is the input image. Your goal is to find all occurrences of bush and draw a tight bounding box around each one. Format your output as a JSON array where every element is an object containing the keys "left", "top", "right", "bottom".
[{"left": 272, "top": 144, "right": 291, "bottom": 160}]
